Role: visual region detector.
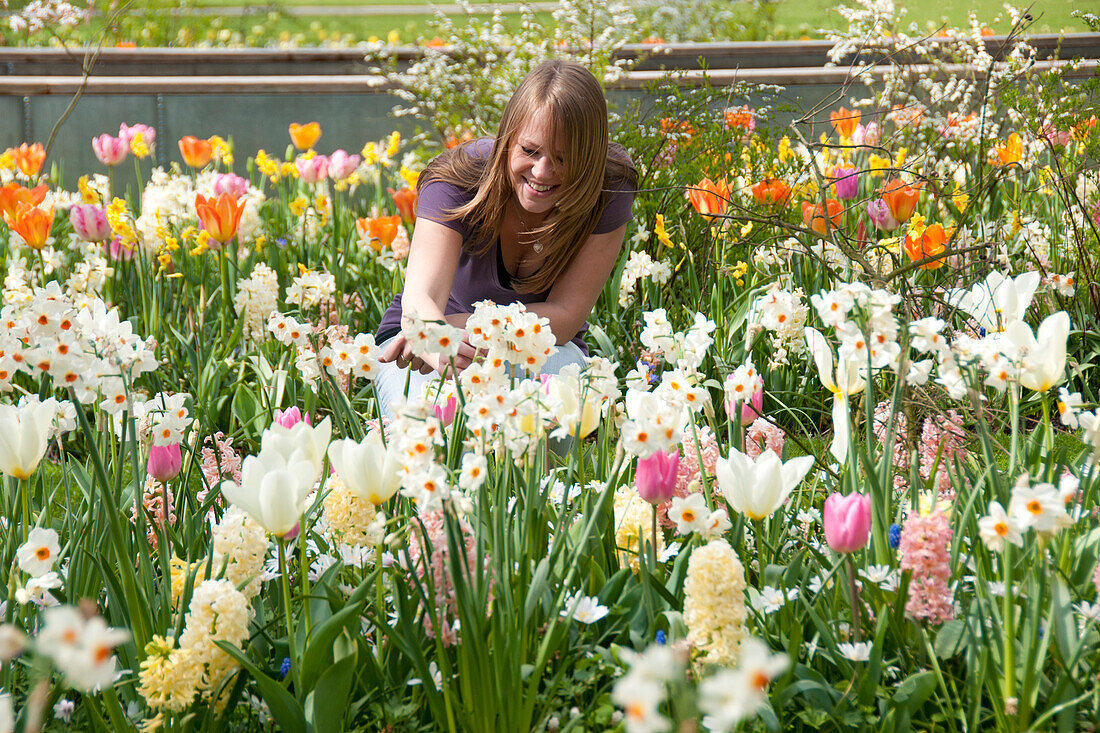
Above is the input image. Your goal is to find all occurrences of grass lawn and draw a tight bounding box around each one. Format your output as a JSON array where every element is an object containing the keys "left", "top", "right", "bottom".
[{"left": 768, "top": 0, "right": 1086, "bottom": 37}]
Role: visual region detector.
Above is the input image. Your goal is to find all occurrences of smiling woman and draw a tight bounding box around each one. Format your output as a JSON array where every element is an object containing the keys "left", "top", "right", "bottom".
[{"left": 375, "top": 59, "right": 638, "bottom": 418}]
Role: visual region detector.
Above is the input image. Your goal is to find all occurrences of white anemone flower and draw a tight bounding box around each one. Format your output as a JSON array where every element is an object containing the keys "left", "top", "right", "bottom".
[
  {"left": 1002, "top": 312, "right": 1070, "bottom": 393},
  {"left": 804, "top": 327, "right": 865, "bottom": 463},
  {"left": 327, "top": 431, "right": 404, "bottom": 505},
  {"left": 945, "top": 270, "right": 1041, "bottom": 333},
  {"left": 0, "top": 399, "right": 58, "bottom": 479},
  {"left": 716, "top": 448, "right": 815, "bottom": 521}
]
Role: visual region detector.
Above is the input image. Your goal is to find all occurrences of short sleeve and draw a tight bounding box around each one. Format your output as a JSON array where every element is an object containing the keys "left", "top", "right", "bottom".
[
  {"left": 593, "top": 183, "right": 636, "bottom": 235},
  {"left": 416, "top": 180, "right": 474, "bottom": 239}
]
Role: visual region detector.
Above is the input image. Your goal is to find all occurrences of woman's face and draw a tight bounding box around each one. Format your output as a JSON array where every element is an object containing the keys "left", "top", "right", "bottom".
[{"left": 508, "top": 112, "right": 565, "bottom": 218}]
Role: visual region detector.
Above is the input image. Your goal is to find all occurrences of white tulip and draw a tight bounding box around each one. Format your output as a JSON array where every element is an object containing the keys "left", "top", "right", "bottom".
[
  {"left": 1003, "top": 312, "right": 1070, "bottom": 393},
  {"left": 945, "top": 270, "right": 1041, "bottom": 333},
  {"left": 327, "top": 431, "right": 404, "bottom": 505},
  {"left": 0, "top": 399, "right": 58, "bottom": 479},
  {"left": 716, "top": 448, "right": 815, "bottom": 520},
  {"left": 804, "top": 328, "right": 865, "bottom": 464},
  {"left": 261, "top": 417, "right": 332, "bottom": 478},
  {"left": 220, "top": 443, "right": 319, "bottom": 537}
]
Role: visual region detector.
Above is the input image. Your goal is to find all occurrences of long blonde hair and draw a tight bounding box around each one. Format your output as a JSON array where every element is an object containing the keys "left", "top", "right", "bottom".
[{"left": 418, "top": 59, "right": 637, "bottom": 294}]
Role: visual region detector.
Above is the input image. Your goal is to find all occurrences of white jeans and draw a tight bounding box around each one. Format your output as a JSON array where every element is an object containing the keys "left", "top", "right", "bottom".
[{"left": 373, "top": 338, "right": 589, "bottom": 421}]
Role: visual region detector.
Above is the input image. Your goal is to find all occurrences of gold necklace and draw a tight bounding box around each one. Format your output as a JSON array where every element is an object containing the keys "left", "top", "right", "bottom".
[{"left": 515, "top": 209, "right": 545, "bottom": 254}]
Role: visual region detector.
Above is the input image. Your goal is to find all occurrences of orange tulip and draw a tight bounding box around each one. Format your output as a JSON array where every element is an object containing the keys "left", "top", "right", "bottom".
[
  {"left": 178, "top": 136, "right": 214, "bottom": 168},
  {"left": 659, "top": 119, "right": 695, "bottom": 139},
  {"left": 194, "top": 193, "right": 244, "bottom": 244},
  {"left": 9, "top": 143, "right": 46, "bottom": 178},
  {"left": 724, "top": 106, "right": 755, "bottom": 133},
  {"left": 904, "top": 222, "right": 948, "bottom": 269},
  {"left": 751, "top": 179, "right": 791, "bottom": 207},
  {"left": 388, "top": 186, "right": 417, "bottom": 226},
  {"left": 801, "top": 199, "right": 843, "bottom": 236},
  {"left": 288, "top": 122, "right": 321, "bottom": 150},
  {"left": 879, "top": 179, "right": 921, "bottom": 223},
  {"left": 0, "top": 183, "right": 48, "bottom": 223},
  {"left": 356, "top": 215, "right": 400, "bottom": 252},
  {"left": 829, "top": 107, "right": 860, "bottom": 140},
  {"left": 686, "top": 178, "right": 729, "bottom": 220},
  {"left": 3, "top": 202, "right": 54, "bottom": 250},
  {"left": 992, "top": 133, "right": 1023, "bottom": 166}
]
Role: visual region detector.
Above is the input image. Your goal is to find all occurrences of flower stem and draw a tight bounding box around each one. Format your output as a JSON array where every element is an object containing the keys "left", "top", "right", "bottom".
[
  {"left": 847, "top": 555, "right": 861, "bottom": 642},
  {"left": 1003, "top": 543, "right": 1016, "bottom": 722},
  {"left": 278, "top": 536, "right": 298, "bottom": 690}
]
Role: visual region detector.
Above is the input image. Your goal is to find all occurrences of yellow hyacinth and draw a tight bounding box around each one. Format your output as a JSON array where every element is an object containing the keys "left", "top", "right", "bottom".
[{"left": 684, "top": 538, "right": 747, "bottom": 667}]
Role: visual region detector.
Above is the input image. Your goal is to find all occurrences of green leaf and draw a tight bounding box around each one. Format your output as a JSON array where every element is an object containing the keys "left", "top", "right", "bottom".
[
  {"left": 892, "top": 670, "right": 936, "bottom": 711},
  {"left": 215, "top": 641, "right": 306, "bottom": 733},
  {"left": 934, "top": 620, "right": 967, "bottom": 659},
  {"left": 300, "top": 600, "right": 365, "bottom": 694},
  {"left": 305, "top": 636, "right": 357, "bottom": 733}
]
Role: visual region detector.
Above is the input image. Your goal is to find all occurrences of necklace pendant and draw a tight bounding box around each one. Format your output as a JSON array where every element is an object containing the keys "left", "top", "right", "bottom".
[{"left": 532, "top": 241, "right": 544, "bottom": 254}]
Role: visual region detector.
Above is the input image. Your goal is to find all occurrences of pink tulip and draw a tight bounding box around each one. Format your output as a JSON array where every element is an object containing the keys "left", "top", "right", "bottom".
[
  {"left": 824, "top": 492, "right": 872, "bottom": 553},
  {"left": 741, "top": 375, "right": 764, "bottom": 422},
  {"left": 274, "top": 406, "right": 310, "bottom": 429},
  {"left": 295, "top": 155, "right": 329, "bottom": 184},
  {"left": 327, "top": 149, "right": 361, "bottom": 181},
  {"left": 831, "top": 165, "right": 860, "bottom": 200},
  {"left": 212, "top": 173, "right": 249, "bottom": 198},
  {"left": 118, "top": 122, "right": 156, "bottom": 147},
  {"left": 92, "top": 134, "right": 128, "bottom": 166},
  {"left": 147, "top": 443, "right": 182, "bottom": 482},
  {"left": 69, "top": 204, "right": 111, "bottom": 242},
  {"left": 636, "top": 449, "right": 680, "bottom": 505},
  {"left": 866, "top": 198, "right": 899, "bottom": 231},
  {"left": 432, "top": 395, "right": 458, "bottom": 426},
  {"left": 103, "top": 236, "right": 135, "bottom": 261}
]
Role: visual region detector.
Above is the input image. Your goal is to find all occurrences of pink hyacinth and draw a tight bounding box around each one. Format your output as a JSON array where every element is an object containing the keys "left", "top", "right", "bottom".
[
  {"left": 872, "top": 400, "right": 909, "bottom": 493},
  {"left": 69, "top": 204, "right": 111, "bottom": 242},
  {"left": 328, "top": 149, "right": 361, "bottom": 180},
  {"left": 130, "top": 476, "right": 175, "bottom": 551},
  {"left": 1094, "top": 563, "right": 1100, "bottom": 595},
  {"left": 656, "top": 427, "right": 720, "bottom": 528},
  {"left": 213, "top": 173, "right": 249, "bottom": 198},
  {"left": 199, "top": 432, "right": 240, "bottom": 514},
  {"left": 295, "top": 154, "right": 329, "bottom": 184},
  {"left": 92, "top": 134, "right": 128, "bottom": 167},
  {"left": 404, "top": 510, "right": 493, "bottom": 646},
  {"left": 744, "top": 417, "right": 785, "bottom": 459},
  {"left": 919, "top": 411, "right": 966, "bottom": 501},
  {"left": 898, "top": 511, "right": 955, "bottom": 624}
]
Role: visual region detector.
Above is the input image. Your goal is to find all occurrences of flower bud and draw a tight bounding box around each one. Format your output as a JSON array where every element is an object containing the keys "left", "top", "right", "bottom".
[
  {"left": 146, "top": 443, "right": 182, "bottom": 482},
  {"left": 823, "top": 491, "right": 872, "bottom": 553},
  {"left": 635, "top": 449, "right": 679, "bottom": 505}
]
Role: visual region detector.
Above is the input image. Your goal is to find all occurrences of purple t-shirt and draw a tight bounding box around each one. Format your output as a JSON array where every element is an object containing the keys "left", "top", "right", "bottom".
[{"left": 377, "top": 140, "right": 635, "bottom": 354}]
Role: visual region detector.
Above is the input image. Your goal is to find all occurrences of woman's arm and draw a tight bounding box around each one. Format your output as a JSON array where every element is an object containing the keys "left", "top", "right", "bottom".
[
  {"left": 379, "top": 218, "right": 478, "bottom": 374},
  {"left": 526, "top": 222, "right": 629, "bottom": 345}
]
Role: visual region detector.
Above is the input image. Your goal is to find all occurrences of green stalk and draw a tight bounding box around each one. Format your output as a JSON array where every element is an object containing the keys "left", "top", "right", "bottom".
[
  {"left": 1040, "top": 391, "right": 1053, "bottom": 455},
  {"left": 278, "top": 535, "right": 299, "bottom": 690},
  {"left": 847, "top": 554, "right": 861, "bottom": 642},
  {"left": 20, "top": 476, "right": 30, "bottom": 543},
  {"left": 1002, "top": 543, "right": 1016, "bottom": 726}
]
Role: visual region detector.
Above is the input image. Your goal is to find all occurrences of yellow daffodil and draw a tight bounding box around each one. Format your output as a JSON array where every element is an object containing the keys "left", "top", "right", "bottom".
[
  {"left": 386, "top": 131, "right": 401, "bottom": 158},
  {"left": 654, "top": 214, "right": 674, "bottom": 249},
  {"left": 289, "top": 196, "right": 309, "bottom": 217},
  {"left": 399, "top": 166, "right": 420, "bottom": 188}
]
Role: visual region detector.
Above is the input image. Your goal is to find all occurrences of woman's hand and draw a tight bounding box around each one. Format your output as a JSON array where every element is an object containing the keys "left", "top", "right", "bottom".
[{"left": 380, "top": 333, "right": 479, "bottom": 376}]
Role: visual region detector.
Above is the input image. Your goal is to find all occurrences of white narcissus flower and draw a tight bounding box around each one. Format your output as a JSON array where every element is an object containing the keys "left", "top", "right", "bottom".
[
  {"left": 1002, "top": 312, "right": 1070, "bottom": 393},
  {"left": 977, "top": 501, "right": 1023, "bottom": 551},
  {"left": 698, "top": 637, "right": 789, "bottom": 732},
  {"left": 37, "top": 606, "right": 128, "bottom": 692},
  {"left": 669, "top": 493, "right": 709, "bottom": 535},
  {"left": 945, "top": 270, "right": 1041, "bottom": 333},
  {"left": 327, "top": 431, "right": 403, "bottom": 505},
  {"left": 16, "top": 527, "right": 61, "bottom": 578},
  {"left": 0, "top": 399, "right": 58, "bottom": 479},
  {"left": 1008, "top": 478, "right": 1066, "bottom": 533},
  {"left": 716, "top": 448, "right": 815, "bottom": 521},
  {"left": 804, "top": 327, "right": 865, "bottom": 464}
]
